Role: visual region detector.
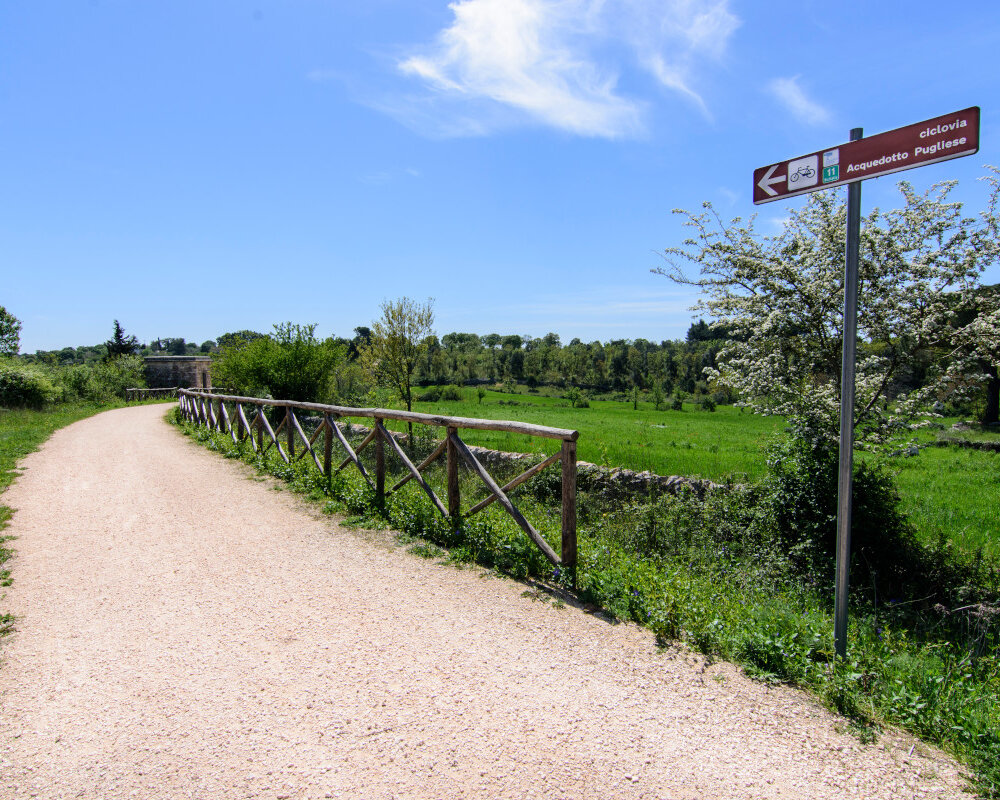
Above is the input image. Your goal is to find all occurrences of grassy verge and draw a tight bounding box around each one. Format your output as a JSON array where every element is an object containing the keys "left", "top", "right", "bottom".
[{"left": 175, "top": 410, "right": 1000, "bottom": 797}]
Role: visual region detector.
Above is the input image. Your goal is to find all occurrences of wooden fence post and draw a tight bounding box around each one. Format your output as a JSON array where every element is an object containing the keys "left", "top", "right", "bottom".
[
  {"left": 256, "top": 412, "right": 264, "bottom": 453},
  {"left": 324, "top": 415, "right": 334, "bottom": 484},
  {"left": 561, "top": 439, "right": 577, "bottom": 585},
  {"left": 285, "top": 409, "right": 294, "bottom": 458},
  {"left": 375, "top": 417, "right": 385, "bottom": 506},
  {"left": 447, "top": 426, "right": 460, "bottom": 522}
]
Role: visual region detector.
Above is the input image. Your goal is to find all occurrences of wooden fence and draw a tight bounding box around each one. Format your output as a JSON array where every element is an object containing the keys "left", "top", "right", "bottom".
[
  {"left": 178, "top": 389, "right": 579, "bottom": 576},
  {"left": 126, "top": 387, "right": 179, "bottom": 402}
]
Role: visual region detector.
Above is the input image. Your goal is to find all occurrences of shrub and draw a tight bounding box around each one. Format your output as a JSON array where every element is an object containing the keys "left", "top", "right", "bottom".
[
  {"left": 701, "top": 396, "right": 716, "bottom": 412},
  {"left": 90, "top": 355, "right": 145, "bottom": 400},
  {"left": 440, "top": 384, "right": 463, "bottom": 402},
  {"left": 753, "top": 416, "right": 942, "bottom": 604},
  {"left": 670, "top": 395, "right": 684, "bottom": 411},
  {"left": 212, "top": 322, "right": 346, "bottom": 402},
  {"left": 59, "top": 355, "right": 146, "bottom": 402},
  {"left": 0, "top": 360, "right": 59, "bottom": 408},
  {"left": 418, "top": 386, "right": 441, "bottom": 402}
]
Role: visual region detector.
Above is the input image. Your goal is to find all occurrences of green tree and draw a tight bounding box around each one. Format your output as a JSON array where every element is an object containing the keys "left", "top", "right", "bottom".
[
  {"left": 212, "top": 322, "right": 346, "bottom": 403},
  {"left": 0, "top": 306, "right": 21, "bottom": 356},
  {"left": 105, "top": 320, "right": 139, "bottom": 360},
  {"left": 359, "top": 297, "right": 435, "bottom": 445},
  {"left": 656, "top": 174, "right": 1000, "bottom": 445},
  {"left": 216, "top": 330, "right": 266, "bottom": 350}
]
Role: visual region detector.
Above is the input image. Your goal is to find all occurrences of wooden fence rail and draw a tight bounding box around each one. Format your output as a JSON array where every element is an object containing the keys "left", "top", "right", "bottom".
[
  {"left": 126, "top": 387, "right": 179, "bottom": 402},
  {"left": 127, "top": 387, "right": 231, "bottom": 402},
  {"left": 178, "top": 389, "right": 578, "bottom": 577}
]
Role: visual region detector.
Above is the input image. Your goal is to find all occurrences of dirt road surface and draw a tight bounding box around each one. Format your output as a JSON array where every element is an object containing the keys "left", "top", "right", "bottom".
[{"left": 0, "top": 404, "right": 971, "bottom": 799}]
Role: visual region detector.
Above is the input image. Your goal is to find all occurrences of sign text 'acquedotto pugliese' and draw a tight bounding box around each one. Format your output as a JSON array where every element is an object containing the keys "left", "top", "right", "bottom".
[{"left": 753, "top": 107, "right": 980, "bottom": 204}]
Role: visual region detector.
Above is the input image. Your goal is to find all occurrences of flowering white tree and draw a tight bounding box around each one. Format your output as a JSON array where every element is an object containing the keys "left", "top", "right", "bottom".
[
  {"left": 655, "top": 171, "right": 1000, "bottom": 444},
  {"left": 942, "top": 285, "right": 1000, "bottom": 424}
]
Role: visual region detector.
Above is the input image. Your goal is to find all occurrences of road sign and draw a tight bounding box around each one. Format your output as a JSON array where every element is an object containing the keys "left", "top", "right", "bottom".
[
  {"left": 753, "top": 107, "right": 980, "bottom": 204},
  {"left": 750, "top": 107, "right": 984, "bottom": 659}
]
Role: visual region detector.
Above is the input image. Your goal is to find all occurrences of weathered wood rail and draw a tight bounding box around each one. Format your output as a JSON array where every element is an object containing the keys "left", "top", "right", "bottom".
[
  {"left": 127, "top": 387, "right": 230, "bottom": 402},
  {"left": 178, "top": 389, "right": 578, "bottom": 576},
  {"left": 126, "top": 387, "right": 179, "bottom": 402}
]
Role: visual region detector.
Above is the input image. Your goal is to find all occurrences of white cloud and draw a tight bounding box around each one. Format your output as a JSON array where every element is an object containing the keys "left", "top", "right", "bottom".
[
  {"left": 391, "top": 0, "right": 739, "bottom": 138},
  {"left": 767, "top": 76, "right": 831, "bottom": 125}
]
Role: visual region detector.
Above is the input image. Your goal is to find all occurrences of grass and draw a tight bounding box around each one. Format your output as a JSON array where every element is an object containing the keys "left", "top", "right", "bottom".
[
  {"left": 409, "top": 389, "right": 783, "bottom": 481},
  {"left": 892, "top": 446, "right": 1000, "bottom": 561},
  {"left": 406, "top": 387, "right": 999, "bottom": 562}
]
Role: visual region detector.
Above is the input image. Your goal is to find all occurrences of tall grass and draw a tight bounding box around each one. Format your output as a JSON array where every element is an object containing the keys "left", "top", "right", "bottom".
[{"left": 892, "top": 447, "right": 1000, "bottom": 560}]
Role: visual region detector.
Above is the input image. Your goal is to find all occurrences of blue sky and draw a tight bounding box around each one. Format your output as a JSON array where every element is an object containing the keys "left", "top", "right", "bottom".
[{"left": 3, "top": 0, "right": 999, "bottom": 352}]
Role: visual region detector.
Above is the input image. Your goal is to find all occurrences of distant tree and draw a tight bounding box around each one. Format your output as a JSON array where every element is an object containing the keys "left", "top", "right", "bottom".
[
  {"left": 167, "top": 337, "right": 187, "bottom": 356},
  {"left": 481, "top": 333, "right": 501, "bottom": 380},
  {"left": 199, "top": 340, "right": 216, "bottom": 353},
  {"left": 104, "top": 320, "right": 139, "bottom": 360},
  {"left": 351, "top": 326, "right": 373, "bottom": 355},
  {"left": 216, "top": 330, "right": 265, "bottom": 351},
  {"left": 0, "top": 306, "right": 22, "bottom": 356},
  {"left": 359, "top": 297, "right": 435, "bottom": 445}
]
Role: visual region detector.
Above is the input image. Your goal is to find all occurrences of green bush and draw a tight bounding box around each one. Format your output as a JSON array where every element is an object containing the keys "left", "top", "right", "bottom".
[
  {"left": 440, "top": 384, "right": 463, "bottom": 402},
  {"left": 59, "top": 355, "right": 146, "bottom": 402},
  {"left": 0, "top": 359, "right": 59, "bottom": 408},
  {"left": 670, "top": 395, "right": 684, "bottom": 411},
  {"left": 212, "top": 322, "right": 346, "bottom": 402},
  {"left": 753, "top": 417, "right": 956, "bottom": 605},
  {"left": 418, "top": 386, "right": 441, "bottom": 402}
]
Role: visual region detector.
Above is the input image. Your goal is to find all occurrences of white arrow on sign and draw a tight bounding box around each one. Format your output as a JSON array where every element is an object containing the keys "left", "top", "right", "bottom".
[{"left": 757, "top": 164, "right": 785, "bottom": 197}]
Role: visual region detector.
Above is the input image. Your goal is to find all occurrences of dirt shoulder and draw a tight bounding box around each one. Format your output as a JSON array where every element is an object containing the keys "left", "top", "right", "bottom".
[{"left": 0, "top": 404, "right": 971, "bottom": 799}]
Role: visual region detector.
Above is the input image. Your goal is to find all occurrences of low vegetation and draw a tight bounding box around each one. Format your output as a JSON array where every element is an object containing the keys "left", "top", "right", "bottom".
[{"left": 176, "top": 406, "right": 999, "bottom": 796}]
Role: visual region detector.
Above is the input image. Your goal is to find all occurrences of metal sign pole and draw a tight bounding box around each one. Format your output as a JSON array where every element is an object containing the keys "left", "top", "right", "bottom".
[{"left": 834, "top": 127, "right": 863, "bottom": 659}]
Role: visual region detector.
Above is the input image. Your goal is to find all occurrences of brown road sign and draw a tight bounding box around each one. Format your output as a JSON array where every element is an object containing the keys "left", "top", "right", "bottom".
[{"left": 753, "top": 106, "right": 980, "bottom": 204}]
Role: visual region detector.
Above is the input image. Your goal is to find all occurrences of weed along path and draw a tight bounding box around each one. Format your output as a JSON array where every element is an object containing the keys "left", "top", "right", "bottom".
[{"left": 0, "top": 404, "right": 970, "bottom": 800}]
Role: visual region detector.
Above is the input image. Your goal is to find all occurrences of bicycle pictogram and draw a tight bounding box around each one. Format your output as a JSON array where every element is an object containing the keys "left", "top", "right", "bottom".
[{"left": 789, "top": 164, "right": 816, "bottom": 183}]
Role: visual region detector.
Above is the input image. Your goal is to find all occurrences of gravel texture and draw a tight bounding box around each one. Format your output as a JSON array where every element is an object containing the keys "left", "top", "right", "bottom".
[{"left": 0, "top": 404, "right": 972, "bottom": 799}]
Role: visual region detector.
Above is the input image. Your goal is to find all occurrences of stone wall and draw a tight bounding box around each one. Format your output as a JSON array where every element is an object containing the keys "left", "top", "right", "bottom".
[{"left": 144, "top": 356, "right": 213, "bottom": 389}]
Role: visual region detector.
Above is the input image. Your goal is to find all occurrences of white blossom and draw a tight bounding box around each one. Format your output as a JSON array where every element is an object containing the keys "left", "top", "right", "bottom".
[{"left": 655, "top": 169, "right": 1000, "bottom": 445}]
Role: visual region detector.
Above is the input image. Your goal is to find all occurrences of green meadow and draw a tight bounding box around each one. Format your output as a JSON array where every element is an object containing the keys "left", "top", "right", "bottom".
[
  {"left": 411, "top": 390, "right": 783, "bottom": 480},
  {"left": 408, "top": 387, "right": 999, "bottom": 561}
]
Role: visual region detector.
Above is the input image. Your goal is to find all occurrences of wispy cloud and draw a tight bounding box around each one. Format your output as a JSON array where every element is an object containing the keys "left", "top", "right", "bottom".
[
  {"left": 387, "top": 0, "right": 738, "bottom": 138},
  {"left": 767, "top": 76, "right": 831, "bottom": 125}
]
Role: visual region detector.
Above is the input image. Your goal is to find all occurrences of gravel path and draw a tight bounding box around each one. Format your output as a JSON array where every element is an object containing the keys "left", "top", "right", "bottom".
[{"left": 0, "top": 404, "right": 972, "bottom": 799}]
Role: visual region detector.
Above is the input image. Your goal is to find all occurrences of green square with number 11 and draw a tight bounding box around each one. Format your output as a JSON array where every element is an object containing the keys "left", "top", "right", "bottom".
[{"left": 823, "top": 165, "right": 840, "bottom": 183}]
